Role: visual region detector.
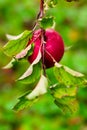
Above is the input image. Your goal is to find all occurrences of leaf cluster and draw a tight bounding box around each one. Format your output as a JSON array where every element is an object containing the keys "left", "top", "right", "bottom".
[{"left": 2, "top": 31, "right": 87, "bottom": 114}]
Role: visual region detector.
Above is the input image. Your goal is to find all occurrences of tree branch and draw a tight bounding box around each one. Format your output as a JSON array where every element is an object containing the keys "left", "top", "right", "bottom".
[
  {"left": 40, "top": 0, "right": 46, "bottom": 76},
  {"left": 33, "top": 0, "right": 46, "bottom": 76}
]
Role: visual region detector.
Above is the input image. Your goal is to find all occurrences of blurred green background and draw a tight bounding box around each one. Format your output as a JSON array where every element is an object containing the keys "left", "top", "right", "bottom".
[{"left": 0, "top": 0, "right": 87, "bottom": 130}]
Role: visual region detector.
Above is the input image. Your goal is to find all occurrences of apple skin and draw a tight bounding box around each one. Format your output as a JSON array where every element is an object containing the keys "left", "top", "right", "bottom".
[{"left": 28, "top": 29, "right": 64, "bottom": 68}]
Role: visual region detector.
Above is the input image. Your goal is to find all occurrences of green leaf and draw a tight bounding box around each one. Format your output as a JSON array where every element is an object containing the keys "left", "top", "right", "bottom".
[
  {"left": 3, "top": 30, "right": 32, "bottom": 57},
  {"left": 18, "top": 50, "right": 42, "bottom": 84},
  {"left": 46, "top": 67, "right": 58, "bottom": 85},
  {"left": 18, "top": 62, "right": 42, "bottom": 85},
  {"left": 55, "top": 96, "right": 79, "bottom": 114},
  {"left": 13, "top": 92, "right": 38, "bottom": 111},
  {"left": 3, "top": 43, "right": 34, "bottom": 69},
  {"left": 54, "top": 63, "right": 87, "bottom": 88},
  {"left": 39, "top": 16, "right": 55, "bottom": 29}
]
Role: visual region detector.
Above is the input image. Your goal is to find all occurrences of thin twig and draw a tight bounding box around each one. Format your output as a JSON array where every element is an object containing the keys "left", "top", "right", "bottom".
[
  {"left": 32, "top": 0, "right": 44, "bottom": 31},
  {"left": 40, "top": 0, "right": 44, "bottom": 18}
]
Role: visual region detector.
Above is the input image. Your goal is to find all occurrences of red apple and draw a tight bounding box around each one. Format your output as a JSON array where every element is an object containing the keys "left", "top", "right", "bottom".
[{"left": 28, "top": 29, "right": 64, "bottom": 68}]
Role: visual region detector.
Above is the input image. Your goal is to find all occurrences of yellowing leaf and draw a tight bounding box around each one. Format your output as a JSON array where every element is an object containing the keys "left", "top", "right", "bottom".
[
  {"left": 54, "top": 62, "right": 87, "bottom": 87},
  {"left": 50, "top": 62, "right": 87, "bottom": 114},
  {"left": 55, "top": 96, "right": 79, "bottom": 114},
  {"left": 51, "top": 84, "right": 77, "bottom": 99},
  {"left": 50, "top": 83, "right": 78, "bottom": 114}
]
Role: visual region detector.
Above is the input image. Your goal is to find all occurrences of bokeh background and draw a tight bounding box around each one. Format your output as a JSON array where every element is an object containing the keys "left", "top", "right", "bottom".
[{"left": 0, "top": 0, "right": 87, "bottom": 130}]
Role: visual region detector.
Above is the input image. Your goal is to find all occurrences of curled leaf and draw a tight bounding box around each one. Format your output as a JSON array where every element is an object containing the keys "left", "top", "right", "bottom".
[
  {"left": 2, "top": 58, "right": 16, "bottom": 69},
  {"left": 17, "top": 63, "right": 42, "bottom": 85},
  {"left": 18, "top": 49, "right": 41, "bottom": 80},
  {"left": 15, "top": 44, "right": 32, "bottom": 59},
  {"left": 6, "top": 32, "right": 24, "bottom": 40},
  {"left": 55, "top": 62, "right": 84, "bottom": 77},
  {"left": 26, "top": 75, "right": 48, "bottom": 100}
]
